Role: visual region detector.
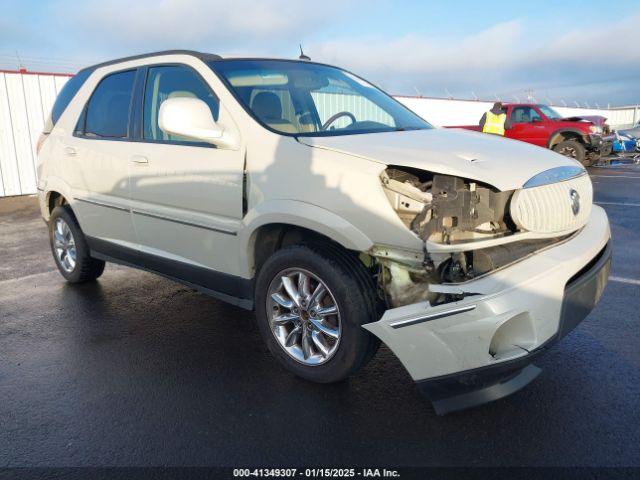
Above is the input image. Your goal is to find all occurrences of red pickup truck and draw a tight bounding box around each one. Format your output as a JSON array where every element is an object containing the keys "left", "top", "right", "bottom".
[{"left": 451, "top": 103, "right": 614, "bottom": 166}]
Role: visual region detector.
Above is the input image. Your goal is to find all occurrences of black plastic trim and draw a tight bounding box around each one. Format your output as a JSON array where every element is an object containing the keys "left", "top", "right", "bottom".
[
  {"left": 130, "top": 209, "right": 236, "bottom": 235},
  {"left": 86, "top": 236, "right": 253, "bottom": 310},
  {"left": 75, "top": 197, "right": 129, "bottom": 213}
]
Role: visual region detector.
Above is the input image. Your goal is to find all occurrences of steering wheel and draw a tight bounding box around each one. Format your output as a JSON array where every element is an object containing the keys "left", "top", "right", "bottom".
[{"left": 322, "top": 111, "right": 357, "bottom": 130}]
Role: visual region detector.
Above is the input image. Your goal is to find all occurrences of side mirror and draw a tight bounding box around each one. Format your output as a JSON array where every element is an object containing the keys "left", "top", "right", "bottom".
[
  {"left": 532, "top": 117, "right": 542, "bottom": 123},
  {"left": 158, "top": 97, "right": 237, "bottom": 149}
]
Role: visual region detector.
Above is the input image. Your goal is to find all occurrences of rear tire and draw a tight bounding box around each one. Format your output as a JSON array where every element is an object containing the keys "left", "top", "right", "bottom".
[
  {"left": 49, "top": 205, "right": 105, "bottom": 283},
  {"left": 552, "top": 139, "right": 587, "bottom": 165},
  {"left": 255, "top": 243, "right": 380, "bottom": 383}
]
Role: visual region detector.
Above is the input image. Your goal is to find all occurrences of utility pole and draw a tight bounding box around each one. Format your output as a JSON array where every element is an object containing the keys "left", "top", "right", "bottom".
[{"left": 525, "top": 88, "right": 535, "bottom": 102}]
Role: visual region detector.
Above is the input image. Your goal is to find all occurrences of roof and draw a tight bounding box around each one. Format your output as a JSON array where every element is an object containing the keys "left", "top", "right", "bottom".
[{"left": 78, "top": 50, "right": 223, "bottom": 73}]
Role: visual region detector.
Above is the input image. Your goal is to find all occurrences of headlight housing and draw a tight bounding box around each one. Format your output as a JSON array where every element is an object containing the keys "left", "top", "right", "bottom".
[{"left": 589, "top": 125, "right": 603, "bottom": 134}]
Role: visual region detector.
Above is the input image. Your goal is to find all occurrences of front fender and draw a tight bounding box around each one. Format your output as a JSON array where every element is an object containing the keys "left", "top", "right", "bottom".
[{"left": 238, "top": 199, "right": 374, "bottom": 278}]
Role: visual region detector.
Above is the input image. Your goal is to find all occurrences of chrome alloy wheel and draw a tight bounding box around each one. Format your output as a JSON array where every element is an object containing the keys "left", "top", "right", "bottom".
[
  {"left": 267, "top": 268, "right": 342, "bottom": 366},
  {"left": 53, "top": 217, "right": 77, "bottom": 273}
]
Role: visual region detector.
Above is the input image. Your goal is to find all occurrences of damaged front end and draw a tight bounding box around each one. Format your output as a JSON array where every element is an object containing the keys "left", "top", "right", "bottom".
[
  {"left": 363, "top": 165, "right": 605, "bottom": 414},
  {"left": 374, "top": 166, "right": 573, "bottom": 308}
]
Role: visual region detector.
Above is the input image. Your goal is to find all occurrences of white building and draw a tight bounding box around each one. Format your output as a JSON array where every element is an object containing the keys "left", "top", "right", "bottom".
[{"left": 1, "top": 69, "right": 638, "bottom": 198}]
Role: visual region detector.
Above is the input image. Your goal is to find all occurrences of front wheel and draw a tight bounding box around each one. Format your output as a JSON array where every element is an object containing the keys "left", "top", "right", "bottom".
[
  {"left": 49, "top": 205, "right": 105, "bottom": 283},
  {"left": 553, "top": 139, "right": 587, "bottom": 165},
  {"left": 255, "top": 244, "right": 380, "bottom": 383}
]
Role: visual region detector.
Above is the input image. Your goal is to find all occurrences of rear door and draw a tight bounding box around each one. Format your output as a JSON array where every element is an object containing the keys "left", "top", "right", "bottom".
[
  {"left": 63, "top": 69, "right": 137, "bottom": 249},
  {"left": 128, "top": 63, "right": 245, "bottom": 279}
]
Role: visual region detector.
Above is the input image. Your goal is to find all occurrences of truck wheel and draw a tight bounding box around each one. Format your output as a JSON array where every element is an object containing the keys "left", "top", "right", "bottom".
[
  {"left": 553, "top": 140, "right": 587, "bottom": 165},
  {"left": 255, "top": 243, "right": 380, "bottom": 383},
  {"left": 49, "top": 205, "right": 105, "bottom": 283}
]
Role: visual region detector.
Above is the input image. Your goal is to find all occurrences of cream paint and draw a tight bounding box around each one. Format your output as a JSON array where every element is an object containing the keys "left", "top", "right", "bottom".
[{"left": 298, "top": 127, "right": 584, "bottom": 191}]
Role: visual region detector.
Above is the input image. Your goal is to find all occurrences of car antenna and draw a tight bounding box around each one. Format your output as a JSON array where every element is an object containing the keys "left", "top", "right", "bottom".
[{"left": 299, "top": 44, "right": 311, "bottom": 61}]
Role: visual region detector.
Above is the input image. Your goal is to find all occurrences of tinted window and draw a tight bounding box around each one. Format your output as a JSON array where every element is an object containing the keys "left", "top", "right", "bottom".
[
  {"left": 143, "top": 65, "right": 219, "bottom": 143},
  {"left": 510, "top": 106, "right": 541, "bottom": 123},
  {"left": 48, "top": 69, "right": 93, "bottom": 129},
  {"left": 84, "top": 70, "right": 135, "bottom": 138}
]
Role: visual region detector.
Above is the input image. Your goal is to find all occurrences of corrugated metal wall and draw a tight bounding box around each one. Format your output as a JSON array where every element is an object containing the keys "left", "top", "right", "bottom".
[
  {"left": 0, "top": 71, "right": 69, "bottom": 197},
  {"left": 0, "top": 70, "right": 638, "bottom": 198}
]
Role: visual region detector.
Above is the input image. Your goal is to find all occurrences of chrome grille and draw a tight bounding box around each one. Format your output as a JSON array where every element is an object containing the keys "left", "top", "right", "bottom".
[{"left": 510, "top": 173, "right": 592, "bottom": 234}]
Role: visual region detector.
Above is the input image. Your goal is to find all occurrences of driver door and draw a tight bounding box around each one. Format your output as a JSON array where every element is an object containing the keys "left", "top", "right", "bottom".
[
  {"left": 506, "top": 106, "right": 546, "bottom": 147},
  {"left": 128, "top": 64, "right": 244, "bottom": 277}
]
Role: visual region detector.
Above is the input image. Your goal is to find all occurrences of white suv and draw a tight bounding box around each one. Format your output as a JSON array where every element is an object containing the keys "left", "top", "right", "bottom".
[{"left": 37, "top": 50, "right": 611, "bottom": 414}]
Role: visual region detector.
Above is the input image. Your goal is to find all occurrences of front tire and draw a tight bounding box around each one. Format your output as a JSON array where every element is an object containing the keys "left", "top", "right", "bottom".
[
  {"left": 49, "top": 205, "right": 105, "bottom": 283},
  {"left": 553, "top": 139, "right": 587, "bottom": 165},
  {"left": 255, "top": 243, "right": 380, "bottom": 383}
]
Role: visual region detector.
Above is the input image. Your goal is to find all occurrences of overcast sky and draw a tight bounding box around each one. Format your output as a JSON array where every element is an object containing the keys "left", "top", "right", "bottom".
[{"left": 1, "top": 0, "right": 638, "bottom": 106}]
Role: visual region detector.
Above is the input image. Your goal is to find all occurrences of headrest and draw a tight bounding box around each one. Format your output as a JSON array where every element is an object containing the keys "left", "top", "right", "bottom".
[{"left": 251, "top": 91, "right": 282, "bottom": 120}]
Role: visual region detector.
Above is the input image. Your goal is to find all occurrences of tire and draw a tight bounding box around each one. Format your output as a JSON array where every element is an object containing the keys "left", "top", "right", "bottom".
[
  {"left": 552, "top": 139, "right": 587, "bottom": 165},
  {"left": 49, "top": 205, "right": 105, "bottom": 283},
  {"left": 255, "top": 243, "right": 381, "bottom": 383}
]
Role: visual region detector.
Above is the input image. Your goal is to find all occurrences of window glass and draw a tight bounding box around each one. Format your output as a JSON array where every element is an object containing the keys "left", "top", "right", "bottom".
[
  {"left": 510, "top": 106, "right": 541, "bottom": 123},
  {"left": 310, "top": 75, "right": 395, "bottom": 130},
  {"left": 143, "top": 65, "right": 219, "bottom": 143},
  {"left": 49, "top": 68, "right": 93, "bottom": 129},
  {"left": 538, "top": 105, "right": 562, "bottom": 119},
  {"left": 210, "top": 60, "right": 431, "bottom": 136},
  {"left": 84, "top": 70, "right": 135, "bottom": 138}
]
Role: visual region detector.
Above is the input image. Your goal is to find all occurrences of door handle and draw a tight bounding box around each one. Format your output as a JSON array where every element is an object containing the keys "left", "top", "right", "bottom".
[
  {"left": 131, "top": 155, "right": 149, "bottom": 165},
  {"left": 64, "top": 146, "right": 77, "bottom": 156}
]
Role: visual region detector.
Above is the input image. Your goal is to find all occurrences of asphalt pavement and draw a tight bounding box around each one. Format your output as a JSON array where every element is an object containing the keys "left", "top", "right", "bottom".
[{"left": 1, "top": 161, "right": 639, "bottom": 468}]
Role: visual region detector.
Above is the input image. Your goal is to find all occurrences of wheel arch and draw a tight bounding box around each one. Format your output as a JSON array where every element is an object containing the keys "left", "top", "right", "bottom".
[
  {"left": 548, "top": 128, "right": 588, "bottom": 148},
  {"left": 46, "top": 191, "right": 69, "bottom": 215},
  {"left": 239, "top": 200, "right": 374, "bottom": 279},
  {"left": 40, "top": 177, "right": 75, "bottom": 221}
]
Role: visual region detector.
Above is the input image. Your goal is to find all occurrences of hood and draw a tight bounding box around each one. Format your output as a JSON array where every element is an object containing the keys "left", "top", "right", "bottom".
[
  {"left": 298, "top": 128, "right": 582, "bottom": 191},
  {"left": 563, "top": 115, "right": 607, "bottom": 126}
]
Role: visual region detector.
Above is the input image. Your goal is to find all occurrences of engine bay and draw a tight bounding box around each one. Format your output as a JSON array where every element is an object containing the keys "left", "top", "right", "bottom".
[{"left": 375, "top": 166, "right": 570, "bottom": 307}]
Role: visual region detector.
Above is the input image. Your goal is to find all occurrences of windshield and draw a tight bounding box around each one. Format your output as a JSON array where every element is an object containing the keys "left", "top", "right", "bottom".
[
  {"left": 209, "top": 59, "right": 432, "bottom": 136},
  {"left": 538, "top": 105, "right": 562, "bottom": 120}
]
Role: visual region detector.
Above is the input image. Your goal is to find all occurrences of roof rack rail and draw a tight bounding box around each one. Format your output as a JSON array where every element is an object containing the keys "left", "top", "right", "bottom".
[{"left": 79, "top": 50, "right": 223, "bottom": 73}]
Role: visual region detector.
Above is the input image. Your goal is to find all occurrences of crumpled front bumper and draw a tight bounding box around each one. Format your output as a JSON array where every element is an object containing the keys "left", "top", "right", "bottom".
[
  {"left": 363, "top": 206, "right": 611, "bottom": 414},
  {"left": 588, "top": 133, "right": 615, "bottom": 153}
]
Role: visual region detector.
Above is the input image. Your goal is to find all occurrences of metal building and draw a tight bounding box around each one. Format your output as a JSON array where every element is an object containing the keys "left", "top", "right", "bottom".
[
  {"left": 0, "top": 69, "right": 70, "bottom": 197},
  {"left": 1, "top": 69, "right": 638, "bottom": 198}
]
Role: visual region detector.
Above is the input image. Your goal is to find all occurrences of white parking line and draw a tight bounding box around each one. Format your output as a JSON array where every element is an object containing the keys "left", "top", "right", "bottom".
[
  {"left": 596, "top": 201, "right": 640, "bottom": 207},
  {"left": 610, "top": 276, "right": 640, "bottom": 286},
  {"left": 0, "top": 269, "right": 56, "bottom": 284},
  {"left": 590, "top": 175, "right": 640, "bottom": 179}
]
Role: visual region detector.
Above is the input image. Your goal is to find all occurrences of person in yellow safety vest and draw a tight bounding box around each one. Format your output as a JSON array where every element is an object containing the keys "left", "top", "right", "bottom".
[{"left": 479, "top": 102, "right": 511, "bottom": 135}]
